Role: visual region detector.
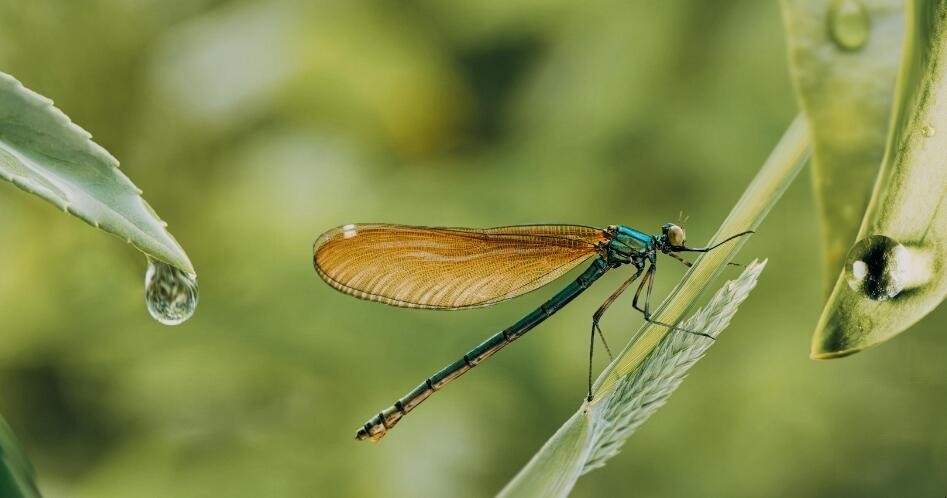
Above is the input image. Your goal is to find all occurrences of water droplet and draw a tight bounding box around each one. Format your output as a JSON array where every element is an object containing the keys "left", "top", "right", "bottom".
[
  {"left": 828, "top": 0, "right": 870, "bottom": 51},
  {"left": 844, "top": 235, "right": 931, "bottom": 301},
  {"left": 921, "top": 125, "right": 936, "bottom": 137},
  {"left": 145, "top": 257, "right": 198, "bottom": 325}
]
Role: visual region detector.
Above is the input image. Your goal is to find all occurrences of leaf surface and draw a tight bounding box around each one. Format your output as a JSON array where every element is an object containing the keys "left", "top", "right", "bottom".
[
  {"left": 782, "top": 0, "right": 904, "bottom": 288},
  {"left": 0, "top": 72, "right": 193, "bottom": 273},
  {"left": 811, "top": 0, "right": 947, "bottom": 357}
]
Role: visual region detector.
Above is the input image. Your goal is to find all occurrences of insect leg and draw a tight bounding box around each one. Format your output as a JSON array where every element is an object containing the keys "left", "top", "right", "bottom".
[
  {"left": 633, "top": 261, "right": 714, "bottom": 340},
  {"left": 587, "top": 264, "right": 644, "bottom": 401},
  {"left": 631, "top": 263, "right": 652, "bottom": 315},
  {"left": 592, "top": 264, "right": 645, "bottom": 356},
  {"left": 667, "top": 252, "right": 693, "bottom": 268},
  {"left": 643, "top": 258, "right": 656, "bottom": 317},
  {"left": 667, "top": 251, "right": 740, "bottom": 268}
]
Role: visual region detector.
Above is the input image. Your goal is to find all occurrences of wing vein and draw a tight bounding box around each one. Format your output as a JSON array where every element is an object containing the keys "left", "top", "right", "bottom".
[{"left": 313, "top": 224, "right": 608, "bottom": 310}]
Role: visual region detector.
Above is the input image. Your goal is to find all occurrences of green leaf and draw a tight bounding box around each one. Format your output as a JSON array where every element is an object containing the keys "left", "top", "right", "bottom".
[
  {"left": 0, "top": 71, "right": 193, "bottom": 274},
  {"left": 497, "top": 117, "right": 809, "bottom": 497},
  {"left": 781, "top": 0, "right": 904, "bottom": 290},
  {"left": 498, "top": 261, "right": 767, "bottom": 498},
  {"left": 0, "top": 415, "right": 41, "bottom": 498},
  {"left": 811, "top": 0, "right": 947, "bottom": 358},
  {"left": 497, "top": 411, "right": 591, "bottom": 498},
  {"left": 593, "top": 116, "right": 808, "bottom": 397},
  {"left": 582, "top": 260, "right": 767, "bottom": 475}
]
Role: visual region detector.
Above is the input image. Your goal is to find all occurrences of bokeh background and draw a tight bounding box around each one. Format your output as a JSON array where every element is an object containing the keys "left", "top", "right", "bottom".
[{"left": 0, "top": 0, "right": 944, "bottom": 497}]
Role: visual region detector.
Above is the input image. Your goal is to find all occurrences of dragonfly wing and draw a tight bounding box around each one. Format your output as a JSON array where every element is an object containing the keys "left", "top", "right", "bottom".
[{"left": 313, "top": 224, "right": 608, "bottom": 309}]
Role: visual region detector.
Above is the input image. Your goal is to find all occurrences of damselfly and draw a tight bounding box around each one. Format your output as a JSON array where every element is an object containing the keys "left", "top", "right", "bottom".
[{"left": 312, "top": 223, "right": 751, "bottom": 441}]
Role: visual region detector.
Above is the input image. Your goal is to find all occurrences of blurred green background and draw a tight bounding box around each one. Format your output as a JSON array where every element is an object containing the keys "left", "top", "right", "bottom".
[{"left": 0, "top": 0, "right": 944, "bottom": 497}]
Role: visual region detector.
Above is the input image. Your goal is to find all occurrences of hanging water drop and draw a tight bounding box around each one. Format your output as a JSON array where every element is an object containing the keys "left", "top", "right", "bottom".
[
  {"left": 844, "top": 235, "right": 931, "bottom": 301},
  {"left": 921, "top": 125, "right": 936, "bottom": 137},
  {"left": 828, "top": 0, "right": 870, "bottom": 51},
  {"left": 145, "top": 257, "right": 198, "bottom": 325}
]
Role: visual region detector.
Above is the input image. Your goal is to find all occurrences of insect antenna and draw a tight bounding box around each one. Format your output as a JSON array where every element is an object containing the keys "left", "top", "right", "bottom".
[{"left": 677, "top": 210, "right": 690, "bottom": 225}]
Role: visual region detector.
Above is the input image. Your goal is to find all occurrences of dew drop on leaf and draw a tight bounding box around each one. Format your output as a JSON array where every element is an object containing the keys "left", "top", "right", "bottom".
[
  {"left": 844, "top": 235, "right": 931, "bottom": 301},
  {"left": 921, "top": 125, "right": 936, "bottom": 137},
  {"left": 828, "top": 0, "right": 870, "bottom": 51},
  {"left": 145, "top": 257, "right": 198, "bottom": 325}
]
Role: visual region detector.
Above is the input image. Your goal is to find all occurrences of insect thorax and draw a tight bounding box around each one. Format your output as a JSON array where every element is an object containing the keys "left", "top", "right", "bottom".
[{"left": 604, "top": 225, "right": 654, "bottom": 265}]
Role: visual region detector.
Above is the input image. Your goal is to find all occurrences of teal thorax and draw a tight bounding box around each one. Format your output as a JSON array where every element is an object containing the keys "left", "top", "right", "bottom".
[{"left": 605, "top": 225, "right": 655, "bottom": 266}]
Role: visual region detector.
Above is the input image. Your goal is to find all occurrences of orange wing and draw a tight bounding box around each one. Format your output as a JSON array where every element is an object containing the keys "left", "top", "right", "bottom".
[{"left": 313, "top": 224, "right": 608, "bottom": 310}]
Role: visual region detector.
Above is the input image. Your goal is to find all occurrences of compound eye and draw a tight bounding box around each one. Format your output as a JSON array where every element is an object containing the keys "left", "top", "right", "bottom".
[{"left": 667, "top": 225, "right": 685, "bottom": 246}]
